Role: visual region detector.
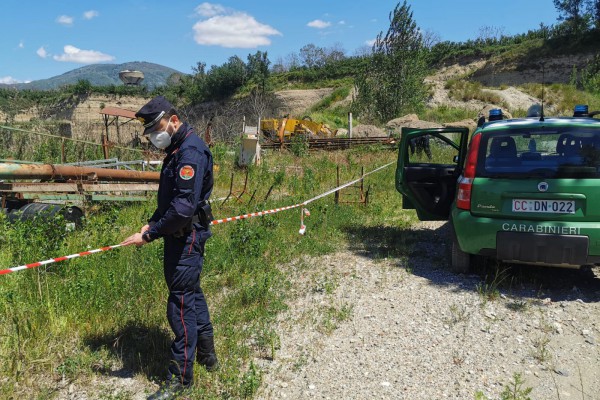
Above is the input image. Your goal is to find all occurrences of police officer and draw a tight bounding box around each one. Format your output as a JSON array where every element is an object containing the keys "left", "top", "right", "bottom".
[{"left": 121, "top": 96, "right": 217, "bottom": 400}]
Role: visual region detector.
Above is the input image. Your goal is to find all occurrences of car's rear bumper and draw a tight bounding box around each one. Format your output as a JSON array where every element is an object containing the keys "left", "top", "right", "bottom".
[{"left": 451, "top": 209, "right": 600, "bottom": 266}]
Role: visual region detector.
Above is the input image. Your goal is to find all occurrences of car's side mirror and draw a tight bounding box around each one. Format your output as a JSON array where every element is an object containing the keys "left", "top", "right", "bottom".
[{"left": 453, "top": 155, "right": 459, "bottom": 163}]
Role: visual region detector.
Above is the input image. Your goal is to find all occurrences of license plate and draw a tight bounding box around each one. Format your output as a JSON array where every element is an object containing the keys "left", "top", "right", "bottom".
[{"left": 512, "top": 199, "right": 575, "bottom": 214}]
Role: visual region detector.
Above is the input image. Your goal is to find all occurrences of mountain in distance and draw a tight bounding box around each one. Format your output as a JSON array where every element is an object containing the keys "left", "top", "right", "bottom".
[{"left": 11, "top": 61, "right": 184, "bottom": 90}]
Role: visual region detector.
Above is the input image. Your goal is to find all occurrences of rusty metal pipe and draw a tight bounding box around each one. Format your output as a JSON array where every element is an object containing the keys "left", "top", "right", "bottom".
[{"left": 0, "top": 163, "right": 160, "bottom": 182}]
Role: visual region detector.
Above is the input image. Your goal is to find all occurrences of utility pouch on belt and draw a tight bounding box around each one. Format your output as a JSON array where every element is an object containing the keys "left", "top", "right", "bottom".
[
  {"left": 198, "top": 202, "right": 214, "bottom": 227},
  {"left": 174, "top": 203, "right": 213, "bottom": 237}
]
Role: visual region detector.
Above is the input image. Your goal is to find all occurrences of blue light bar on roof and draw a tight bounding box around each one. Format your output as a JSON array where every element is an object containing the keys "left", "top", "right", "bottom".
[
  {"left": 573, "top": 104, "right": 589, "bottom": 117},
  {"left": 489, "top": 109, "right": 503, "bottom": 121}
]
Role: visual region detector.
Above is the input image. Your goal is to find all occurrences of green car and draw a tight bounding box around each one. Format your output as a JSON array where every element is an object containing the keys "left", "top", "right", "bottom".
[{"left": 395, "top": 105, "right": 600, "bottom": 273}]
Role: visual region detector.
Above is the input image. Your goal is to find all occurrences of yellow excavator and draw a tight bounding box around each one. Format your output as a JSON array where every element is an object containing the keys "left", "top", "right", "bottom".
[{"left": 260, "top": 116, "right": 337, "bottom": 143}]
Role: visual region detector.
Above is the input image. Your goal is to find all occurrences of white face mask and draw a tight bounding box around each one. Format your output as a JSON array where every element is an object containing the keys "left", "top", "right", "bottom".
[{"left": 149, "top": 119, "right": 172, "bottom": 149}]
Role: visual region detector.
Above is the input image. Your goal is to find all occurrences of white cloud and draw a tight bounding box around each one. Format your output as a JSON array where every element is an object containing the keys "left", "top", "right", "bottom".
[
  {"left": 18, "top": 40, "right": 24, "bottom": 49},
  {"left": 365, "top": 39, "right": 376, "bottom": 46},
  {"left": 193, "top": 12, "right": 281, "bottom": 48},
  {"left": 37, "top": 46, "right": 49, "bottom": 58},
  {"left": 195, "top": 2, "right": 227, "bottom": 17},
  {"left": 338, "top": 20, "right": 346, "bottom": 25},
  {"left": 307, "top": 19, "right": 331, "bottom": 29},
  {"left": 56, "top": 15, "right": 74, "bottom": 26},
  {"left": 83, "top": 10, "right": 99, "bottom": 20},
  {"left": 53, "top": 45, "right": 115, "bottom": 64},
  {"left": 0, "top": 76, "right": 21, "bottom": 84}
]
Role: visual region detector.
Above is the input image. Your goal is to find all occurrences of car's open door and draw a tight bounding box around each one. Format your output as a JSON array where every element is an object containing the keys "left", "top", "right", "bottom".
[{"left": 395, "top": 127, "right": 470, "bottom": 220}]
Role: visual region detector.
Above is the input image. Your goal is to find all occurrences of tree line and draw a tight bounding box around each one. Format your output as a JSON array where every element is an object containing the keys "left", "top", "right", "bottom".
[{"left": 2, "top": 0, "right": 599, "bottom": 128}]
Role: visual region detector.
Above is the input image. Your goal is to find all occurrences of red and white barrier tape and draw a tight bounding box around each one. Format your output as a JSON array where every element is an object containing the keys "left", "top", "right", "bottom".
[
  {"left": 209, "top": 161, "right": 393, "bottom": 225},
  {"left": 1, "top": 162, "right": 393, "bottom": 275},
  {"left": 0, "top": 245, "right": 123, "bottom": 275},
  {"left": 210, "top": 203, "right": 303, "bottom": 225}
]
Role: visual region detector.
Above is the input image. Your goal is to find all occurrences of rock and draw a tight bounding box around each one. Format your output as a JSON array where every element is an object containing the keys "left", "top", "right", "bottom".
[
  {"left": 386, "top": 114, "right": 420, "bottom": 128},
  {"left": 386, "top": 115, "right": 442, "bottom": 135},
  {"left": 335, "top": 128, "right": 349, "bottom": 137},
  {"left": 443, "top": 119, "right": 477, "bottom": 132},
  {"left": 352, "top": 124, "right": 387, "bottom": 138},
  {"left": 553, "top": 322, "right": 563, "bottom": 334}
]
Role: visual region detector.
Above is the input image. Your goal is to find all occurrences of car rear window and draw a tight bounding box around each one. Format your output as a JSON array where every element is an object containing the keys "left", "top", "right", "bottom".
[{"left": 477, "top": 126, "right": 600, "bottom": 178}]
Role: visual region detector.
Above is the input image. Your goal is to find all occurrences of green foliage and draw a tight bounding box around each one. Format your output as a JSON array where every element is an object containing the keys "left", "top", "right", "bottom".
[
  {"left": 476, "top": 266, "right": 510, "bottom": 304},
  {"left": 419, "top": 105, "right": 474, "bottom": 124},
  {"left": 553, "top": 0, "right": 597, "bottom": 35},
  {"left": 246, "top": 51, "right": 271, "bottom": 93},
  {"left": 476, "top": 372, "right": 533, "bottom": 400},
  {"left": 269, "top": 59, "right": 366, "bottom": 89},
  {"left": 446, "top": 79, "right": 507, "bottom": 107},
  {"left": 428, "top": 21, "right": 599, "bottom": 67},
  {"left": 309, "top": 86, "right": 351, "bottom": 113},
  {"left": 290, "top": 134, "right": 309, "bottom": 157},
  {"left": 353, "top": 1, "right": 429, "bottom": 124},
  {"left": 579, "top": 53, "right": 600, "bottom": 93},
  {"left": 519, "top": 82, "right": 600, "bottom": 115}
]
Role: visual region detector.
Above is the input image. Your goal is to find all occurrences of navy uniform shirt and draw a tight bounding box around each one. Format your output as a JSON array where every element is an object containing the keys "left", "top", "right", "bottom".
[{"left": 146, "top": 121, "right": 213, "bottom": 240}]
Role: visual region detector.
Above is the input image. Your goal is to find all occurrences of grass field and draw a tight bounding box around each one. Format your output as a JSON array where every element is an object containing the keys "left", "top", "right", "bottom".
[{"left": 0, "top": 145, "right": 413, "bottom": 398}]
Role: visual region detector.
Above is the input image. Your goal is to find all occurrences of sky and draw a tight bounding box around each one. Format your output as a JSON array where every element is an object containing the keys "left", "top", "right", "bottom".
[{"left": 1, "top": 0, "right": 561, "bottom": 84}]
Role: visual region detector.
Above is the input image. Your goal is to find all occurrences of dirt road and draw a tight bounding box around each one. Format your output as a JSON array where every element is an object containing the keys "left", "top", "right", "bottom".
[{"left": 258, "top": 221, "right": 600, "bottom": 400}]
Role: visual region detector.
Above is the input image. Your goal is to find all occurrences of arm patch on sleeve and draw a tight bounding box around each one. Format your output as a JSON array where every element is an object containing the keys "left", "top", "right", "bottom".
[{"left": 177, "top": 164, "right": 197, "bottom": 188}]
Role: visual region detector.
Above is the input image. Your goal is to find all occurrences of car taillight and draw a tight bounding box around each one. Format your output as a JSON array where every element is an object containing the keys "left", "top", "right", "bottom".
[{"left": 456, "top": 133, "right": 481, "bottom": 210}]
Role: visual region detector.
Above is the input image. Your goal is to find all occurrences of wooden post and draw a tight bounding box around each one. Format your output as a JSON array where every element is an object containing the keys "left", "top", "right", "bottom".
[
  {"left": 102, "top": 134, "right": 109, "bottom": 159},
  {"left": 102, "top": 114, "right": 110, "bottom": 159},
  {"left": 61, "top": 138, "right": 66, "bottom": 164}
]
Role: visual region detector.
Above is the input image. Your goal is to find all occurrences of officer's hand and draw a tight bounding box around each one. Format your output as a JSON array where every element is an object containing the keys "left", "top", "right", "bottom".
[
  {"left": 120, "top": 232, "right": 147, "bottom": 247},
  {"left": 140, "top": 224, "right": 150, "bottom": 235}
]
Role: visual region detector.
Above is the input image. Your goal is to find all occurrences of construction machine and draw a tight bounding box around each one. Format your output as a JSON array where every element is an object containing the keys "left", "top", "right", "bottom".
[{"left": 260, "top": 116, "right": 337, "bottom": 143}]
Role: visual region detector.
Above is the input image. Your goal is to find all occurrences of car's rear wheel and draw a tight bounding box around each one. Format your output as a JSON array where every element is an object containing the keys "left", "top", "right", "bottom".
[{"left": 451, "top": 236, "right": 471, "bottom": 274}]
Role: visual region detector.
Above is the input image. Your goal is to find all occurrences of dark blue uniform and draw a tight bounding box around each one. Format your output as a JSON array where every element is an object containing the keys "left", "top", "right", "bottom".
[{"left": 145, "top": 121, "right": 214, "bottom": 386}]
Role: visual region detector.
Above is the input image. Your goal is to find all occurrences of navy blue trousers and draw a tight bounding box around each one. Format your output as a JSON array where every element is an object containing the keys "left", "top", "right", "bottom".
[{"left": 163, "top": 230, "right": 213, "bottom": 385}]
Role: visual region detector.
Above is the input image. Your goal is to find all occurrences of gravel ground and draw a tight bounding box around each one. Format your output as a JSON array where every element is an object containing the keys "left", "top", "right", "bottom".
[
  {"left": 257, "top": 221, "right": 600, "bottom": 400},
  {"left": 52, "top": 221, "right": 599, "bottom": 400}
]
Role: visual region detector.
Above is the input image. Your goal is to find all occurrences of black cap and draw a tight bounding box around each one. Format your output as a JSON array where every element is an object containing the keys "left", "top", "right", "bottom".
[{"left": 135, "top": 96, "right": 174, "bottom": 135}]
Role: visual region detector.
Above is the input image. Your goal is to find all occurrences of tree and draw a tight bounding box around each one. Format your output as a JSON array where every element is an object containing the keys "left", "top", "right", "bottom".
[
  {"left": 553, "top": 0, "right": 592, "bottom": 35},
  {"left": 246, "top": 51, "right": 271, "bottom": 93},
  {"left": 353, "top": 1, "right": 429, "bottom": 124},
  {"left": 271, "top": 56, "right": 286, "bottom": 73},
  {"left": 477, "top": 25, "right": 506, "bottom": 44},
  {"left": 299, "top": 44, "right": 326, "bottom": 68},
  {"left": 285, "top": 52, "right": 301, "bottom": 70},
  {"left": 592, "top": 0, "right": 600, "bottom": 27},
  {"left": 203, "top": 56, "right": 247, "bottom": 101},
  {"left": 71, "top": 79, "right": 92, "bottom": 95},
  {"left": 324, "top": 42, "right": 346, "bottom": 64}
]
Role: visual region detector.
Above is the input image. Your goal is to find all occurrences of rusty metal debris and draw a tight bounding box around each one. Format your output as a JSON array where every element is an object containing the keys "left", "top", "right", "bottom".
[
  {"left": 261, "top": 137, "right": 397, "bottom": 151},
  {"left": 0, "top": 162, "right": 159, "bottom": 182},
  {"left": 0, "top": 162, "right": 160, "bottom": 223}
]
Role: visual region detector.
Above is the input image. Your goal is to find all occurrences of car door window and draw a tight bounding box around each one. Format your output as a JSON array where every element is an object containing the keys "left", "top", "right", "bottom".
[{"left": 408, "top": 132, "right": 461, "bottom": 165}]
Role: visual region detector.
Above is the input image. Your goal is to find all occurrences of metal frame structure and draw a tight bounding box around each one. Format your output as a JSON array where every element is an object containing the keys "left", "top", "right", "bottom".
[{"left": 0, "top": 162, "right": 159, "bottom": 208}]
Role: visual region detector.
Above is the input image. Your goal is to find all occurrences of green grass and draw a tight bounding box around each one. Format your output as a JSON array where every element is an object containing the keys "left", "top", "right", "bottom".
[
  {"left": 0, "top": 146, "right": 404, "bottom": 398},
  {"left": 519, "top": 83, "right": 600, "bottom": 115},
  {"left": 419, "top": 105, "right": 475, "bottom": 125},
  {"left": 446, "top": 79, "right": 508, "bottom": 109}
]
